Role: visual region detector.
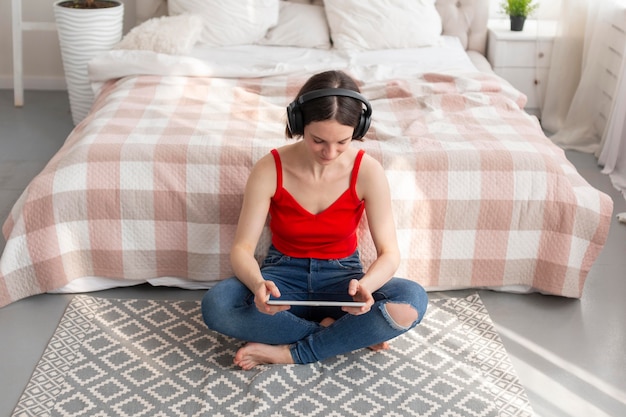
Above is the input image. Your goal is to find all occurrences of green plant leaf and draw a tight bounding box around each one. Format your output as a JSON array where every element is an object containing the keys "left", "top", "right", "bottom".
[{"left": 500, "top": 0, "right": 539, "bottom": 17}]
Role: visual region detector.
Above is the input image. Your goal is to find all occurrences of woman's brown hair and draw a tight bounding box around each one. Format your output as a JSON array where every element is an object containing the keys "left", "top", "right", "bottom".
[{"left": 285, "top": 70, "right": 367, "bottom": 141}]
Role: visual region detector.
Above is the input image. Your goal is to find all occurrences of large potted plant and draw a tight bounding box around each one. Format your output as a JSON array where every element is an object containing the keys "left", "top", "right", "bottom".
[
  {"left": 54, "top": 0, "right": 124, "bottom": 125},
  {"left": 500, "top": 0, "right": 539, "bottom": 32}
]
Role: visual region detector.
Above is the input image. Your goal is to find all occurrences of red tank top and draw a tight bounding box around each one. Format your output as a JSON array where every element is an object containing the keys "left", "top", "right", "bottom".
[{"left": 269, "top": 149, "right": 366, "bottom": 259}]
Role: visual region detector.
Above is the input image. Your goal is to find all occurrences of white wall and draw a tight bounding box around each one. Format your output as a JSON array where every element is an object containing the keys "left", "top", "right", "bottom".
[
  {"left": 1, "top": 0, "right": 63, "bottom": 89},
  {"left": 0, "top": 0, "right": 559, "bottom": 91},
  {"left": 0, "top": 0, "right": 138, "bottom": 90}
]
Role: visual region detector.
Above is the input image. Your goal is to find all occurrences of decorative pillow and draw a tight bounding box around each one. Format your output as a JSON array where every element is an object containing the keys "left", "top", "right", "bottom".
[
  {"left": 114, "top": 14, "right": 204, "bottom": 55},
  {"left": 168, "top": 0, "right": 280, "bottom": 47},
  {"left": 324, "top": 0, "right": 443, "bottom": 50},
  {"left": 258, "top": 2, "right": 331, "bottom": 49}
]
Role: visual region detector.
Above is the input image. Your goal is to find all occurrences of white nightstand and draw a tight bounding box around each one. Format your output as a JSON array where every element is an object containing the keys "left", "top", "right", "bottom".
[{"left": 487, "top": 19, "right": 557, "bottom": 118}]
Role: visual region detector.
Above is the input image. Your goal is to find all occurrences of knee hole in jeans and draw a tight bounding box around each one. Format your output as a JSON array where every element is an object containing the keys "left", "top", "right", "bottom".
[{"left": 381, "top": 302, "right": 419, "bottom": 330}]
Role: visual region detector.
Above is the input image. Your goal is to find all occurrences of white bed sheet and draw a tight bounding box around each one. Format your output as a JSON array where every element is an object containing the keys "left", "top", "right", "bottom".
[{"left": 89, "top": 36, "right": 477, "bottom": 91}]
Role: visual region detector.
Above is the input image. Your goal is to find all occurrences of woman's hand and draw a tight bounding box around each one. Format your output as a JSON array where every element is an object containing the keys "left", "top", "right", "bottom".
[
  {"left": 253, "top": 280, "right": 290, "bottom": 315},
  {"left": 343, "top": 279, "right": 374, "bottom": 315}
]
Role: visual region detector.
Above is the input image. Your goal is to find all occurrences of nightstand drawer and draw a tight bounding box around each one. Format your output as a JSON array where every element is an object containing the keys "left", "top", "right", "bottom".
[
  {"left": 496, "top": 67, "right": 549, "bottom": 108},
  {"left": 488, "top": 40, "right": 553, "bottom": 68}
]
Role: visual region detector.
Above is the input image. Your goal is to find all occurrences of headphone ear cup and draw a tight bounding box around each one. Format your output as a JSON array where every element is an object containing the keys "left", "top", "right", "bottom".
[
  {"left": 353, "top": 110, "right": 371, "bottom": 139},
  {"left": 286, "top": 101, "right": 303, "bottom": 136}
]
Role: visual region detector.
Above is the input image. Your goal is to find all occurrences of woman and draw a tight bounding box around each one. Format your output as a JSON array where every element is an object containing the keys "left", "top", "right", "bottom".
[{"left": 202, "top": 70, "right": 428, "bottom": 370}]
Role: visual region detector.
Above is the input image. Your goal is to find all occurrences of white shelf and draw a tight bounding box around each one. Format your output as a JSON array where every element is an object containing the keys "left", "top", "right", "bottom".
[
  {"left": 487, "top": 19, "right": 558, "bottom": 41},
  {"left": 487, "top": 19, "right": 558, "bottom": 117},
  {"left": 12, "top": 0, "right": 57, "bottom": 107}
]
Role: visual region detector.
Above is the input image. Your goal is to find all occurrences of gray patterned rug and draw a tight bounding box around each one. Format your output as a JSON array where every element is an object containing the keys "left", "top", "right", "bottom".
[{"left": 12, "top": 293, "right": 533, "bottom": 417}]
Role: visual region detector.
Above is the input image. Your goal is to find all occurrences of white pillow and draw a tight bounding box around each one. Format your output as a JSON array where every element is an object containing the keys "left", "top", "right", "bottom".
[
  {"left": 168, "top": 0, "right": 280, "bottom": 47},
  {"left": 258, "top": 2, "right": 331, "bottom": 49},
  {"left": 324, "top": 0, "right": 443, "bottom": 51},
  {"left": 114, "top": 14, "right": 203, "bottom": 55}
]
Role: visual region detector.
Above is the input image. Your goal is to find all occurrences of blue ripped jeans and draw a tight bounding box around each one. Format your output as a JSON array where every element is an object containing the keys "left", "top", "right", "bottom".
[{"left": 201, "top": 246, "right": 428, "bottom": 364}]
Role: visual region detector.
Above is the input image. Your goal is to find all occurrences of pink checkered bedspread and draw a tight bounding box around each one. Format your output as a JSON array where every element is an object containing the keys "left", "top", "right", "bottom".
[{"left": 0, "top": 71, "right": 613, "bottom": 306}]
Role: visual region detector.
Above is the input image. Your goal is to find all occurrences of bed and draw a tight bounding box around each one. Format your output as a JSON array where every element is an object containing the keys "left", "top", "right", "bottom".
[{"left": 0, "top": 0, "right": 613, "bottom": 307}]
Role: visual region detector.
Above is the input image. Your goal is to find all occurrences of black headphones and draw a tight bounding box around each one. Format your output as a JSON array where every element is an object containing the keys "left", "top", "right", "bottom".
[{"left": 286, "top": 88, "right": 372, "bottom": 139}]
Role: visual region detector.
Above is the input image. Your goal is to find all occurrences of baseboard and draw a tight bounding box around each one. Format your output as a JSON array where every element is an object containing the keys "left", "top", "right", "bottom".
[{"left": 0, "top": 75, "right": 66, "bottom": 91}]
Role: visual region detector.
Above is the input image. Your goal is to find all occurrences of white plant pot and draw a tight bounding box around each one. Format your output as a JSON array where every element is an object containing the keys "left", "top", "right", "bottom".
[{"left": 54, "top": 0, "right": 124, "bottom": 125}]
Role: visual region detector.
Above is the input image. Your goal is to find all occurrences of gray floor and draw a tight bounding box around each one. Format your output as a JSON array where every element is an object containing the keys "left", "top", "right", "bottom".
[{"left": 0, "top": 89, "right": 625, "bottom": 417}]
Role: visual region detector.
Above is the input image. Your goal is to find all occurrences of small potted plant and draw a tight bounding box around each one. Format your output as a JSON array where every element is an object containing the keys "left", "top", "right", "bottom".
[
  {"left": 54, "top": 0, "right": 124, "bottom": 124},
  {"left": 500, "top": 0, "right": 539, "bottom": 32}
]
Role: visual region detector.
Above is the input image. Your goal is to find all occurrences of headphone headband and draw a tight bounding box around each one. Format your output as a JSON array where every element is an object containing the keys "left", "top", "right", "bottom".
[{"left": 286, "top": 88, "right": 372, "bottom": 139}]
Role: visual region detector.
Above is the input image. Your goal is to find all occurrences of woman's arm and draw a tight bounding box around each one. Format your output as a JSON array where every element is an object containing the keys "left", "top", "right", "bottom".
[
  {"left": 229, "top": 154, "right": 288, "bottom": 314},
  {"left": 354, "top": 154, "right": 401, "bottom": 295}
]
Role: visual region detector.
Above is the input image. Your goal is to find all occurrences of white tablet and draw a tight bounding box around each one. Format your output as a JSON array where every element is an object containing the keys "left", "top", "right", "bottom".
[{"left": 266, "top": 300, "right": 366, "bottom": 307}]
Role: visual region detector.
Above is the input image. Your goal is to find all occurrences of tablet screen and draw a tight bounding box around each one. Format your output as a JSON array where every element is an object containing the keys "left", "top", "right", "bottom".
[{"left": 266, "top": 300, "right": 366, "bottom": 307}]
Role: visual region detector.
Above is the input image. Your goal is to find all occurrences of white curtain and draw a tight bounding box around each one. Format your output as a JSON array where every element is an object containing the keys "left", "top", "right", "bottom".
[
  {"left": 540, "top": 0, "right": 588, "bottom": 139},
  {"left": 542, "top": 0, "right": 626, "bottom": 207},
  {"left": 598, "top": 42, "right": 626, "bottom": 202},
  {"left": 541, "top": 0, "right": 620, "bottom": 153}
]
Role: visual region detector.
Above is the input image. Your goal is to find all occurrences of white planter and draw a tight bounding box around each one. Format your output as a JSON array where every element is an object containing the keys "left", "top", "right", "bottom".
[{"left": 54, "top": 0, "right": 124, "bottom": 125}]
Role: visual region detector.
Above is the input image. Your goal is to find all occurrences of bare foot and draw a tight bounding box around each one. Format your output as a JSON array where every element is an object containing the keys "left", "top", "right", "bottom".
[
  {"left": 368, "top": 341, "right": 390, "bottom": 351},
  {"left": 234, "top": 343, "right": 293, "bottom": 370},
  {"left": 319, "top": 317, "right": 390, "bottom": 351},
  {"left": 320, "top": 317, "right": 335, "bottom": 327}
]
